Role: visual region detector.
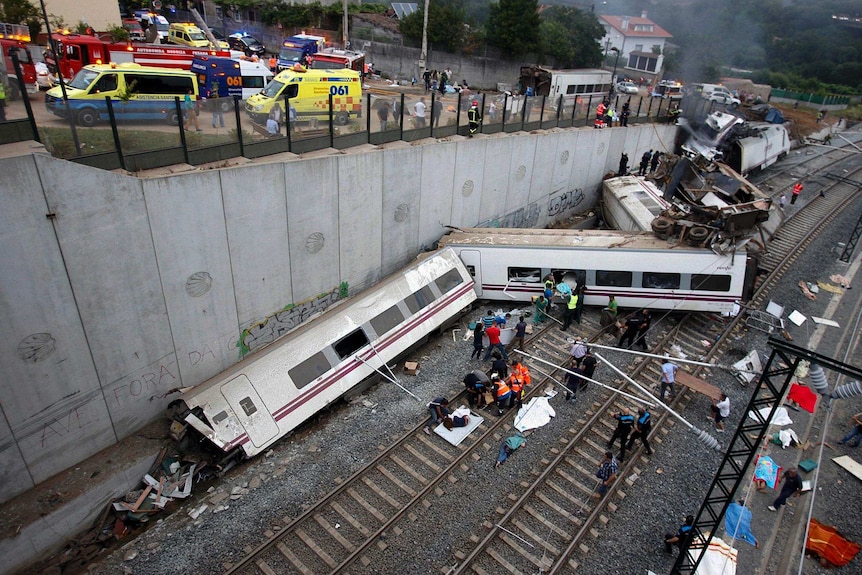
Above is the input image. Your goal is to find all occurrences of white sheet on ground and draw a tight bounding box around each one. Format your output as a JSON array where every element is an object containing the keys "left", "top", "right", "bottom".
[
  {"left": 434, "top": 406, "right": 484, "bottom": 446},
  {"left": 514, "top": 396, "right": 556, "bottom": 432},
  {"left": 688, "top": 536, "right": 737, "bottom": 575},
  {"left": 747, "top": 406, "right": 793, "bottom": 426},
  {"left": 778, "top": 428, "right": 799, "bottom": 448}
]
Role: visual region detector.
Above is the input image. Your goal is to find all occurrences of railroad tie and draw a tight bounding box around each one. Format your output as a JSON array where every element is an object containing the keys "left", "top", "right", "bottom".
[
  {"left": 314, "top": 513, "right": 356, "bottom": 552},
  {"left": 276, "top": 541, "right": 313, "bottom": 574}
]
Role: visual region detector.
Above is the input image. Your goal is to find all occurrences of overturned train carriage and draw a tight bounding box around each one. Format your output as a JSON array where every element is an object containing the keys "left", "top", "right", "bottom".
[
  {"left": 439, "top": 228, "right": 755, "bottom": 314},
  {"left": 172, "top": 248, "right": 477, "bottom": 460}
]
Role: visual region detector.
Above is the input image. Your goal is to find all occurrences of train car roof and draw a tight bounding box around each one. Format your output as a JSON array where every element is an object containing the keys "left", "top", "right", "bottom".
[{"left": 440, "top": 228, "right": 719, "bottom": 252}]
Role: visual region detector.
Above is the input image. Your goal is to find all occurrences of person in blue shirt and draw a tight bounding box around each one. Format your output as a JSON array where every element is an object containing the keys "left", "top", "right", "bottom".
[
  {"left": 664, "top": 515, "right": 695, "bottom": 554},
  {"left": 482, "top": 310, "right": 496, "bottom": 328},
  {"left": 607, "top": 408, "right": 635, "bottom": 461},
  {"left": 626, "top": 407, "right": 653, "bottom": 455}
]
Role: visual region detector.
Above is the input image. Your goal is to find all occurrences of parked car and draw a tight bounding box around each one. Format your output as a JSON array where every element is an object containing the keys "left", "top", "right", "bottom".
[
  {"left": 615, "top": 81, "right": 639, "bottom": 95},
  {"left": 229, "top": 33, "right": 266, "bottom": 57}
]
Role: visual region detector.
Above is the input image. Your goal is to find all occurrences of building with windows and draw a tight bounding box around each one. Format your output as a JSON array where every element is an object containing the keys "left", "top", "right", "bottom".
[{"left": 599, "top": 12, "right": 672, "bottom": 79}]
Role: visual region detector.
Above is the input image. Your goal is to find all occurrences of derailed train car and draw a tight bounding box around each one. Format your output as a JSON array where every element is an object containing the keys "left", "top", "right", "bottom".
[
  {"left": 439, "top": 228, "right": 755, "bottom": 314},
  {"left": 170, "top": 248, "right": 476, "bottom": 462}
]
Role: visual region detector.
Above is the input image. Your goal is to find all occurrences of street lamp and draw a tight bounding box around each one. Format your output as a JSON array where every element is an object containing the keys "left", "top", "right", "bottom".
[{"left": 610, "top": 47, "right": 621, "bottom": 85}]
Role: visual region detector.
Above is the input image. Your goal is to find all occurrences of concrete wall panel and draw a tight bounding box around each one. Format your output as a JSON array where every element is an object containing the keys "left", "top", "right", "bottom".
[
  {"left": 0, "top": 156, "right": 115, "bottom": 485},
  {"left": 449, "top": 140, "right": 487, "bottom": 229},
  {"left": 221, "top": 163, "right": 293, "bottom": 332},
  {"left": 338, "top": 152, "right": 384, "bottom": 293},
  {"left": 285, "top": 157, "right": 341, "bottom": 300},
  {"left": 505, "top": 134, "right": 538, "bottom": 214},
  {"left": 381, "top": 146, "right": 423, "bottom": 276},
  {"left": 36, "top": 156, "right": 177, "bottom": 438},
  {"left": 0, "top": 410, "right": 33, "bottom": 501},
  {"left": 418, "top": 141, "right": 456, "bottom": 247},
  {"left": 144, "top": 173, "right": 240, "bottom": 386},
  {"left": 478, "top": 137, "right": 514, "bottom": 224},
  {"left": 528, "top": 132, "right": 557, "bottom": 208}
]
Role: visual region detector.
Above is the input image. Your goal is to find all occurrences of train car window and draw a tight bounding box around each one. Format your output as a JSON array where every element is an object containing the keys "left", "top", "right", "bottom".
[
  {"left": 212, "top": 410, "right": 228, "bottom": 424},
  {"left": 465, "top": 265, "right": 476, "bottom": 277},
  {"left": 333, "top": 328, "right": 370, "bottom": 359},
  {"left": 508, "top": 267, "right": 541, "bottom": 283},
  {"left": 691, "top": 274, "right": 731, "bottom": 292},
  {"left": 404, "top": 285, "right": 435, "bottom": 314},
  {"left": 370, "top": 304, "right": 404, "bottom": 336},
  {"left": 553, "top": 269, "right": 586, "bottom": 287},
  {"left": 238, "top": 397, "right": 258, "bottom": 416},
  {"left": 642, "top": 272, "right": 681, "bottom": 289},
  {"left": 288, "top": 351, "right": 333, "bottom": 389},
  {"left": 596, "top": 270, "right": 633, "bottom": 287},
  {"left": 435, "top": 268, "right": 463, "bottom": 294}
]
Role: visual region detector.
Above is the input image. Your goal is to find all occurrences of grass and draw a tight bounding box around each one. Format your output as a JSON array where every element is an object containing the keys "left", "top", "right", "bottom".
[{"left": 37, "top": 125, "right": 242, "bottom": 159}]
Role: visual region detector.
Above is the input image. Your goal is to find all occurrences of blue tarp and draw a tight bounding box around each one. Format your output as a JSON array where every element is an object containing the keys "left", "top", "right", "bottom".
[{"left": 725, "top": 502, "right": 758, "bottom": 547}]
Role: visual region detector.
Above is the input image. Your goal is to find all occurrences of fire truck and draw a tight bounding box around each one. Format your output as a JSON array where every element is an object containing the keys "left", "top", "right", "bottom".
[
  {"left": 0, "top": 22, "right": 37, "bottom": 98},
  {"left": 44, "top": 33, "right": 231, "bottom": 81},
  {"left": 309, "top": 48, "right": 365, "bottom": 74}
]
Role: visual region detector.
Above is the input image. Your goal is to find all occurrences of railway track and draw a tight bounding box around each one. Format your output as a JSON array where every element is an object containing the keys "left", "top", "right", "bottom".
[{"left": 222, "top": 143, "right": 861, "bottom": 575}]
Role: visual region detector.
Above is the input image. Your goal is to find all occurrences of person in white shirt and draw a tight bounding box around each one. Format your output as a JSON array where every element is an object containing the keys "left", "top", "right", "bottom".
[
  {"left": 414, "top": 97, "right": 427, "bottom": 127},
  {"left": 711, "top": 393, "right": 730, "bottom": 432},
  {"left": 660, "top": 359, "right": 679, "bottom": 401}
]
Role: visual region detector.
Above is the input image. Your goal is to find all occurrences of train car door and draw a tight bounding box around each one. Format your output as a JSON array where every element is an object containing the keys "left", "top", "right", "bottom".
[
  {"left": 457, "top": 250, "right": 482, "bottom": 297},
  {"left": 220, "top": 375, "right": 279, "bottom": 448}
]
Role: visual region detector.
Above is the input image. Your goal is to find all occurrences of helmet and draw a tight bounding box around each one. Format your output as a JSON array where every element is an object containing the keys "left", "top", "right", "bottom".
[{"left": 472, "top": 100, "right": 478, "bottom": 106}]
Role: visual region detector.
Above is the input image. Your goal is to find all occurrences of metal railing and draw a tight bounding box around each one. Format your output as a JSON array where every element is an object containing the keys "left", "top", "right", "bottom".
[{"left": 2, "top": 62, "right": 715, "bottom": 173}]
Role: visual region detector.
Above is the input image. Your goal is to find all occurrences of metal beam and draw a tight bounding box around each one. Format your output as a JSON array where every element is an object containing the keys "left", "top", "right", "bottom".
[{"left": 671, "top": 339, "right": 861, "bottom": 574}]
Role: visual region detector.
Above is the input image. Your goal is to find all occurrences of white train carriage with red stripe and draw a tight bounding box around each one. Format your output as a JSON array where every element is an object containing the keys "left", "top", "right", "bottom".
[
  {"left": 439, "top": 228, "right": 755, "bottom": 314},
  {"left": 173, "top": 248, "right": 476, "bottom": 460}
]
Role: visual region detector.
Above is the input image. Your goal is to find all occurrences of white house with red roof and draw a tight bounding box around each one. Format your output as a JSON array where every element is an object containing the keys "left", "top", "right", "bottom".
[{"left": 599, "top": 12, "right": 672, "bottom": 81}]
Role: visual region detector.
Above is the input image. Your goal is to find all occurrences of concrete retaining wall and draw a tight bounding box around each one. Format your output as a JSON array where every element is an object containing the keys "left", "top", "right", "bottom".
[{"left": 0, "top": 124, "right": 675, "bottom": 503}]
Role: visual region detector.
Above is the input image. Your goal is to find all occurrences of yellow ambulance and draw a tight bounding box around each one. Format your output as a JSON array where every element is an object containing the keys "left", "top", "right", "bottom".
[{"left": 244, "top": 66, "right": 361, "bottom": 126}]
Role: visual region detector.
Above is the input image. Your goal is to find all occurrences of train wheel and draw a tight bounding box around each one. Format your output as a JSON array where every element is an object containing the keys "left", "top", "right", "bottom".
[
  {"left": 651, "top": 216, "right": 674, "bottom": 238},
  {"left": 689, "top": 226, "right": 709, "bottom": 244}
]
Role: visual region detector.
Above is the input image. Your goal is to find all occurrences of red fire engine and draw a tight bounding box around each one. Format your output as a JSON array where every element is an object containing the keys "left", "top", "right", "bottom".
[
  {"left": 45, "top": 32, "right": 231, "bottom": 80},
  {"left": 0, "top": 22, "right": 37, "bottom": 98}
]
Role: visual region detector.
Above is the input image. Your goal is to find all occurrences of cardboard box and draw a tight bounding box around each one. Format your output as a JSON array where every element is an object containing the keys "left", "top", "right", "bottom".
[{"left": 403, "top": 361, "right": 420, "bottom": 375}]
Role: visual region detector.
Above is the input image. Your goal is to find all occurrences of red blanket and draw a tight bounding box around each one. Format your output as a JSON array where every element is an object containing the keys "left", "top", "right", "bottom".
[
  {"left": 806, "top": 519, "right": 860, "bottom": 567},
  {"left": 788, "top": 383, "right": 818, "bottom": 413}
]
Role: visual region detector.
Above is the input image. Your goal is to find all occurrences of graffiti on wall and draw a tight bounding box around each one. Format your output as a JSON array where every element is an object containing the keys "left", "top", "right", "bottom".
[
  {"left": 547, "top": 188, "right": 586, "bottom": 216},
  {"left": 479, "top": 201, "right": 541, "bottom": 229},
  {"left": 238, "top": 282, "right": 349, "bottom": 356}
]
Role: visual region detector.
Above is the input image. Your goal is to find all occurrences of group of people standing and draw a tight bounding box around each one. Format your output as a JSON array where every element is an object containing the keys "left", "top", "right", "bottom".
[
  {"left": 421, "top": 67, "right": 454, "bottom": 95},
  {"left": 594, "top": 99, "right": 631, "bottom": 128}
]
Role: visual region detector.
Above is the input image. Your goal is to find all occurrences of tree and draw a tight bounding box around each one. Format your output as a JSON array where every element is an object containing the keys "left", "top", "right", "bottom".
[
  {"left": 538, "top": 6, "right": 604, "bottom": 68},
  {"left": 399, "top": 0, "right": 466, "bottom": 53},
  {"left": 485, "top": 0, "right": 540, "bottom": 58}
]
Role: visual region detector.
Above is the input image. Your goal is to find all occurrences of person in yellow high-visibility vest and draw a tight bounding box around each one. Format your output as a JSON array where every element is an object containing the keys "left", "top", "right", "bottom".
[
  {"left": 561, "top": 291, "right": 578, "bottom": 332},
  {"left": 0, "top": 81, "right": 6, "bottom": 121}
]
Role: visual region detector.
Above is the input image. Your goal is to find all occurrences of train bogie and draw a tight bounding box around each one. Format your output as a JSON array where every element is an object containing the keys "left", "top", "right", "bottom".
[{"left": 177, "top": 248, "right": 476, "bottom": 459}]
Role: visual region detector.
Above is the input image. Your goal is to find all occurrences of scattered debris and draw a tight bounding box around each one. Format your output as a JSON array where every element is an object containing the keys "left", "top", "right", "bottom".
[{"left": 798, "top": 281, "right": 817, "bottom": 301}]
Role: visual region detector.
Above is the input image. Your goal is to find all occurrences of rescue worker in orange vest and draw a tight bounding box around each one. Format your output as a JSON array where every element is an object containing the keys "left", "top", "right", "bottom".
[
  {"left": 508, "top": 359, "right": 532, "bottom": 409},
  {"left": 791, "top": 181, "right": 803, "bottom": 205},
  {"left": 269, "top": 55, "right": 277, "bottom": 74},
  {"left": 492, "top": 375, "right": 513, "bottom": 416}
]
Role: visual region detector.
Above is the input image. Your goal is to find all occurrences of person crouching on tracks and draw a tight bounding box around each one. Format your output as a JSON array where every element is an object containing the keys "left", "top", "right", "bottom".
[
  {"left": 664, "top": 515, "right": 695, "bottom": 555},
  {"left": 618, "top": 311, "right": 644, "bottom": 349},
  {"left": 608, "top": 408, "right": 635, "bottom": 462},
  {"left": 492, "top": 375, "right": 513, "bottom": 416},
  {"left": 463, "top": 370, "right": 489, "bottom": 408},
  {"left": 424, "top": 397, "right": 450, "bottom": 435},
  {"left": 508, "top": 359, "right": 532, "bottom": 409},
  {"left": 710, "top": 392, "right": 731, "bottom": 433}
]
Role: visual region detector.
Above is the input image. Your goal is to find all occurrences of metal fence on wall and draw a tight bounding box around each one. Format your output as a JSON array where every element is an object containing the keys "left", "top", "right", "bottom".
[{"left": 2, "top": 63, "right": 715, "bottom": 173}]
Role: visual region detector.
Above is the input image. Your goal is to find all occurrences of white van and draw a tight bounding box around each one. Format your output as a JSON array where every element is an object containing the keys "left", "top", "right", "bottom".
[{"left": 693, "top": 83, "right": 740, "bottom": 107}]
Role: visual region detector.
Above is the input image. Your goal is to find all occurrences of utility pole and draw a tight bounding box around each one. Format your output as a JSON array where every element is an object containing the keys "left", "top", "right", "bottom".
[
  {"left": 342, "top": 0, "right": 349, "bottom": 48},
  {"left": 419, "top": 0, "right": 429, "bottom": 78}
]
